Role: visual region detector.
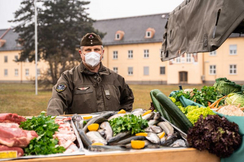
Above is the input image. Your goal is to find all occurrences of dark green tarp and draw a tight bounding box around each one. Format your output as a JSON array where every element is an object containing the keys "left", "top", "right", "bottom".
[{"left": 161, "top": 0, "right": 244, "bottom": 61}]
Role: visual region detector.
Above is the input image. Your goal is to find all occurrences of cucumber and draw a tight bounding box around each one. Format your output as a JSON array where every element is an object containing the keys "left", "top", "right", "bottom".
[
  {"left": 150, "top": 89, "right": 192, "bottom": 133},
  {"left": 150, "top": 89, "right": 175, "bottom": 125}
]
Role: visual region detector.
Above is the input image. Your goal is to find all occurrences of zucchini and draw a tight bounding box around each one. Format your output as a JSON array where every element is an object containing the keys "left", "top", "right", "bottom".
[
  {"left": 151, "top": 89, "right": 192, "bottom": 133},
  {"left": 150, "top": 89, "right": 175, "bottom": 125}
]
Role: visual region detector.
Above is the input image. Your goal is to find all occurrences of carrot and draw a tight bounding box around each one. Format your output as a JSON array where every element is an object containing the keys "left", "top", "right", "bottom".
[{"left": 209, "top": 96, "right": 226, "bottom": 109}]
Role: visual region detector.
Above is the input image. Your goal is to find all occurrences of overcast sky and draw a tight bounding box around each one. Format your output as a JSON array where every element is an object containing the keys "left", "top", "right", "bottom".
[{"left": 0, "top": 0, "right": 183, "bottom": 29}]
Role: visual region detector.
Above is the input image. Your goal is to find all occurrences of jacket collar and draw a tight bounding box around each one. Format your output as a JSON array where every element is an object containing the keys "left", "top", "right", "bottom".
[{"left": 79, "top": 62, "right": 110, "bottom": 76}]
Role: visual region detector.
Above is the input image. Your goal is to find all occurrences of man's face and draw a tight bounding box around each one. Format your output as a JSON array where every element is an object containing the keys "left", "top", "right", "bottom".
[{"left": 79, "top": 45, "right": 104, "bottom": 67}]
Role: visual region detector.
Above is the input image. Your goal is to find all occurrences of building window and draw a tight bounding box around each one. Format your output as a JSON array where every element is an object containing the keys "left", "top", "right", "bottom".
[
  {"left": 128, "top": 67, "right": 133, "bottom": 75},
  {"left": 115, "top": 30, "right": 124, "bottom": 40},
  {"left": 209, "top": 51, "right": 216, "bottom": 56},
  {"left": 160, "top": 66, "right": 165, "bottom": 75},
  {"left": 4, "top": 56, "right": 8, "bottom": 63},
  {"left": 15, "top": 69, "right": 19, "bottom": 76},
  {"left": 146, "top": 31, "right": 151, "bottom": 38},
  {"left": 113, "top": 67, "right": 118, "bottom": 73},
  {"left": 4, "top": 69, "right": 8, "bottom": 76},
  {"left": 25, "top": 69, "right": 29, "bottom": 76},
  {"left": 186, "top": 53, "right": 191, "bottom": 63},
  {"left": 37, "top": 69, "right": 40, "bottom": 76},
  {"left": 209, "top": 65, "right": 216, "bottom": 75},
  {"left": 175, "top": 57, "right": 181, "bottom": 63},
  {"left": 145, "top": 28, "right": 155, "bottom": 38},
  {"left": 144, "top": 49, "right": 149, "bottom": 58},
  {"left": 229, "top": 64, "right": 237, "bottom": 74},
  {"left": 128, "top": 50, "right": 133, "bottom": 59},
  {"left": 143, "top": 66, "right": 149, "bottom": 75},
  {"left": 113, "top": 51, "right": 118, "bottom": 59},
  {"left": 115, "top": 34, "right": 120, "bottom": 40},
  {"left": 229, "top": 45, "right": 237, "bottom": 55}
]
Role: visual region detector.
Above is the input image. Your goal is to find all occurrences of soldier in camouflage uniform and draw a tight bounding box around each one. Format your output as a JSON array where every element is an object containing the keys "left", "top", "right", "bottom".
[{"left": 47, "top": 33, "right": 134, "bottom": 115}]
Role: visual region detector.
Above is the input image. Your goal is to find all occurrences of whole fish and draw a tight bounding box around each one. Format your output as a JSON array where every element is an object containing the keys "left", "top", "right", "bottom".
[
  {"left": 145, "top": 125, "right": 163, "bottom": 134},
  {"left": 117, "top": 136, "right": 146, "bottom": 145},
  {"left": 161, "top": 132, "right": 180, "bottom": 146},
  {"left": 86, "top": 131, "right": 107, "bottom": 145},
  {"left": 100, "top": 121, "right": 113, "bottom": 141},
  {"left": 88, "top": 145, "right": 127, "bottom": 152},
  {"left": 83, "top": 111, "right": 115, "bottom": 132},
  {"left": 97, "top": 129, "right": 105, "bottom": 137},
  {"left": 108, "top": 131, "right": 130, "bottom": 144},
  {"left": 153, "top": 112, "right": 161, "bottom": 120},
  {"left": 77, "top": 129, "right": 92, "bottom": 149},
  {"left": 108, "top": 113, "right": 126, "bottom": 121},
  {"left": 148, "top": 120, "right": 159, "bottom": 126},
  {"left": 142, "top": 112, "right": 154, "bottom": 120},
  {"left": 146, "top": 132, "right": 160, "bottom": 144},
  {"left": 72, "top": 114, "right": 84, "bottom": 129},
  {"left": 157, "top": 121, "right": 174, "bottom": 136},
  {"left": 169, "top": 139, "right": 187, "bottom": 147},
  {"left": 131, "top": 108, "right": 144, "bottom": 116}
]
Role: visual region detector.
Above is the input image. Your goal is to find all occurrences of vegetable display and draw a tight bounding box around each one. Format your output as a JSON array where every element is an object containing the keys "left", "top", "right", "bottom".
[
  {"left": 109, "top": 114, "right": 148, "bottom": 136},
  {"left": 20, "top": 111, "right": 65, "bottom": 155},
  {"left": 187, "top": 115, "right": 242, "bottom": 158},
  {"left": 171, "top": 86, "right": 222, "bottom": 107}
]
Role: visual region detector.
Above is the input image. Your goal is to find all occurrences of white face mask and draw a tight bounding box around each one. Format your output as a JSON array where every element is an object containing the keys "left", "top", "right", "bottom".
[{"left": 84, "top": 51, "right": 101, "bottom": 67}]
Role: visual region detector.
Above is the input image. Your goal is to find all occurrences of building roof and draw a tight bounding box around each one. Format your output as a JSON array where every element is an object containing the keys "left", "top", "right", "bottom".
[
  {"left": 0, "top": 28, "right": 22, "bottom": 51},
  {"left": 93, "top": 13, "right": 169, "bottom": 46},
  {"left": 0, "top": 13, "right": 242, "bottom": 51}
]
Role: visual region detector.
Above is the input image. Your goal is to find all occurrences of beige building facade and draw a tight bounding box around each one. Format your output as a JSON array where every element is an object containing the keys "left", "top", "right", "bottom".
[{"left": 0, "top": 14, "right": 244, "bottom": 84}]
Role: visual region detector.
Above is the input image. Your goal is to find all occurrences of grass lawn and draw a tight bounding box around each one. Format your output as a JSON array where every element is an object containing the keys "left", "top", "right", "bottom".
[{"left": 0, "top": 83, "right": 207, "bottom": 116}]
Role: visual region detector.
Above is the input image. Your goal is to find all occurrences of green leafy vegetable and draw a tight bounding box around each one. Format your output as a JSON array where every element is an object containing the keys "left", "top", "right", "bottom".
[
  {"left": 20, "top": 111, "right": 65, "bottom": 155},
  {"left": 186, "top": 107, "right": 216, "bottom": 125},
  {"left": 213, "top": 77, "right": 242, "bottom": 95},
  {"left": 225, "top": 93, "right": 244, "bottom": 107},
  {"left": 187, "top": 115, "right": 242, "bottom": 158},
  {"left": 171, "top": 86, "right": 223, "bottom": 107},
  {"left": 185, "top": 105, "right": 199, "bottom": 114},
  {"left": 109, "top": 114, "right": 148, "bottom": 136}
]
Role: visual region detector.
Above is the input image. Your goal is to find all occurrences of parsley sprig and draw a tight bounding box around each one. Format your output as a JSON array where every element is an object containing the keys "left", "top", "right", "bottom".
[
  {"left": 20, "top": 111, "right": 65, "bottom": 155},
  {"left": 109, "top": 114, "right": 148, "bottom": 136}
]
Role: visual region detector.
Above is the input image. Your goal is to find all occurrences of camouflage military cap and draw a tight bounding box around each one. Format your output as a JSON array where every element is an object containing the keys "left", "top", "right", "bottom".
[{"left": 80, "top": 33, "right": 103, "bottom": 46}]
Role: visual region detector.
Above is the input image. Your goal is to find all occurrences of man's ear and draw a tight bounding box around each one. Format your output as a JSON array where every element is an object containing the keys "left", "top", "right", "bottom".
[{"left": 78, "top": 50, "right": 81, "bottom": 54}]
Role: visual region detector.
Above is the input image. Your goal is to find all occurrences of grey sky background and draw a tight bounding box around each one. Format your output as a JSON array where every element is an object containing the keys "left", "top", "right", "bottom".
[{"left": 0, "top": 0, "right": 183, "bottom": 29}]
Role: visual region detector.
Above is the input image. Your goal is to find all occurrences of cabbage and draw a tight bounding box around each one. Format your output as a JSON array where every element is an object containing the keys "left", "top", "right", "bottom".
[
  {"left": 225, "top": 93, "right": 244, "bottom": 107},
  {"left": 213, "top": 77, "right": 242, "bottom": 95}
]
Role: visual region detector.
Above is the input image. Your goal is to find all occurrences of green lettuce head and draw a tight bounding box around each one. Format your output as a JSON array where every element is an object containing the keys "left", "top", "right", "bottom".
[{"left": 225, "top": 93, "right": 244, "bottom": 107}]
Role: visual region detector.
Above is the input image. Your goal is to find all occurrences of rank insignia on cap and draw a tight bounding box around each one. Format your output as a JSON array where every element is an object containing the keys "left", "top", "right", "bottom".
[
  {"left": 77, "top": 87, "right": 90, "bottom": 91},
  {"left": 88, "top": 34, "right": 94, "bottom": 39},
  {"left": 56, "top": 84, "right": 67, "bottom": 92}
]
